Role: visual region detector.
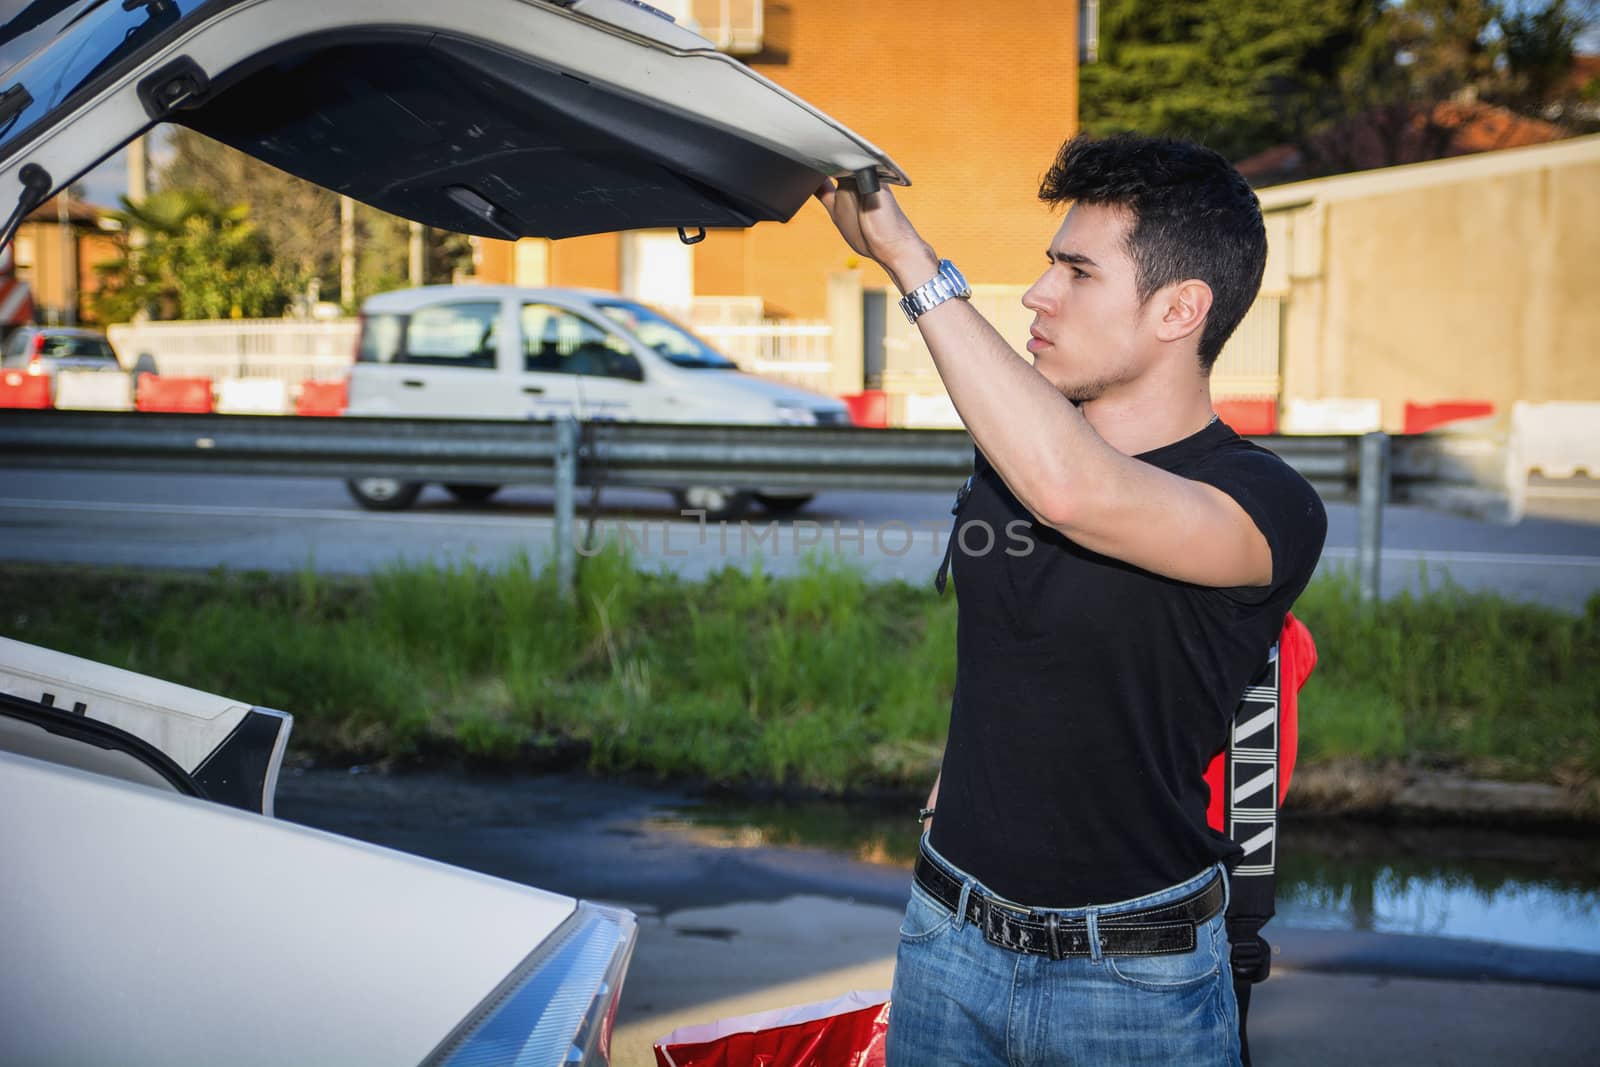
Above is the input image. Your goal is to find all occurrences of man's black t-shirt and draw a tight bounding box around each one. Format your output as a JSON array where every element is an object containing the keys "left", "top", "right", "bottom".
[{"left": 929, "top": 418, "right": 1327, "bottom": 907}]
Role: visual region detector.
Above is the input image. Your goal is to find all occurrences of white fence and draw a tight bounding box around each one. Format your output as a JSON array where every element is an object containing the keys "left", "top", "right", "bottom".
[
  {"left": 106, "top": 319, "right": 357, "bottom": 387},
  {"left": 695, "top": 321, "right": 833, "bottom": 392},
  {"left": 102, "top": 314, "right": 838, "bottom": 394},
  {"left": 1211, "top": 294, "right": 1282, "bottom": 400}
]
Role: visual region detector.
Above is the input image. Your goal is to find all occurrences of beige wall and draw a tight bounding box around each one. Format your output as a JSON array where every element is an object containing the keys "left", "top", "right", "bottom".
[{"left": 1267, "top": 136, "right": 1600, "bottom": 431}]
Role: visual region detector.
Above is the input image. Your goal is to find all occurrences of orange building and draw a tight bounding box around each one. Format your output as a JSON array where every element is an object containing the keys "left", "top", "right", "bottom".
[
  {"left": 10, "top": 196, "right": 120, "bottom": 327},
  {"left": 474, "top": 1, "right": 1080, "bottom": 320}
]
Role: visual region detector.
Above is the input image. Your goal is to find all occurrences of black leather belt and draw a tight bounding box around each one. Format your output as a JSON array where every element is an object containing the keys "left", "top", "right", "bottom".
[{"left": 913, "top": 845, "right": 1224, "bottom": 961}]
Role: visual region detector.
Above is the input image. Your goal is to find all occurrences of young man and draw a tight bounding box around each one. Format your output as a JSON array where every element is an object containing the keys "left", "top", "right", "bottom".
[{"left": 815, "top": 135, "right": 1327, "bottom": 1065}]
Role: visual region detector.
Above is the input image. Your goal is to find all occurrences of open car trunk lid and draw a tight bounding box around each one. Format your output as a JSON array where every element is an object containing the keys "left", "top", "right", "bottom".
[
  {"left": 0, "top": 0, "right": 907, "bottom": 243},
  {"left": 0, "top": 636, "right": 291, "bottom": 815}
]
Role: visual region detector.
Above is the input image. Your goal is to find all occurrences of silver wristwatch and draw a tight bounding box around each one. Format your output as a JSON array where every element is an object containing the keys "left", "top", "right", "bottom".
[{"left": 898, "top": 259, "right": 972, "bottom": 324}]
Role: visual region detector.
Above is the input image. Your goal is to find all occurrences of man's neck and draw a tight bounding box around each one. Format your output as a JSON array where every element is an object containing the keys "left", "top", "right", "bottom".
[{"left": 1080, "top": 382, "right": 1216, "bottom": 457}]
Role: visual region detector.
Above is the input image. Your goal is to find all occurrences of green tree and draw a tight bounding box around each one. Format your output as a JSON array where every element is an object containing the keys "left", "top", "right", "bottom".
[
  {"left": 1080, "top": 0, "right": 1373, "bottom": 162},
  {"left": 1081, "top": 0, "right": 1595, "bottom": 173},
  {"left": 160, "top": 127, "right": 473, "bottom": 308},
  {"left": 1499, "top": 0, "right": 1592, "bottom": 114},
  {"left": 91, "top": 190, "right": 295, "bottom": 322},
  {"left": 161, "top": 127, "right": 338, "bottom": 297}
]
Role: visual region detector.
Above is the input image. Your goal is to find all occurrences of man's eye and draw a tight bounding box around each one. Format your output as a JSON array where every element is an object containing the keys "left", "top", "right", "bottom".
[{"left": 1072, "top": 267, "right": 1089, "bottom": 279}]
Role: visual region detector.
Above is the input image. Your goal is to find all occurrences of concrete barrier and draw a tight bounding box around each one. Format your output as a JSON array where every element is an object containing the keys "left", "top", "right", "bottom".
[
  {"left": 1281, "top": 397, "right": 1382, "bottom": 435},
  {"left": 216, "top": 377, "right": 289, "bottom": 415},
  {"left": 903, "top": 391, "right": 963, "bottom": 429},
  {"left": 1512, "top": 401, "right": 1600, "bottom": 479},
  {"left": 54, "top": 371, "right": 134, "bottom": 411}
]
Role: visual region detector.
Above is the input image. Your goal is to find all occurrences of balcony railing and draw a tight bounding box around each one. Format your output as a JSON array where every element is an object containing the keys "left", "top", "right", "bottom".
[{"left": 690, "top": 0, "right": 764, "bottom": 54}]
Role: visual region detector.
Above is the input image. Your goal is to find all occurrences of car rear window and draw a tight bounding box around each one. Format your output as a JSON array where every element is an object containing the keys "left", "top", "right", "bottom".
[{"left": 39, "top": 336, "right": 116, "bottom": 361}]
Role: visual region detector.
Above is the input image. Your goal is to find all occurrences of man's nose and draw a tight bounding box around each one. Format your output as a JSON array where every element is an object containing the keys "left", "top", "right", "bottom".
[{"left": 1021, "top": 277, "right": 1052, "bottom": 314}]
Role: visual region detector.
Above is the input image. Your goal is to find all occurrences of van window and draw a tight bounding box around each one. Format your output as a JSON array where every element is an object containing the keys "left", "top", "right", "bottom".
[
  {"left": 521, "top": 304, "right": 642, "bottom": 381},
  {"left": 356, "top": 314, "right": 404, "bottom": 363},
  {"left": 594, "top": 299, "right": 737, "bottom": 369},
  {"left": 402, "top": 303, "right": 500, "bottom": 368}
]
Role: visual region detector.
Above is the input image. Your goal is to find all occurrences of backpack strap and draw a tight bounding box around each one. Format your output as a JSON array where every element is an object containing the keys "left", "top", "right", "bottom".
[
  {"left": 934, "top": 448, "right": 981, "bottom": 594},
  {"left": 1222, "top": 639, "right": 1282, "bottom": 1067}
]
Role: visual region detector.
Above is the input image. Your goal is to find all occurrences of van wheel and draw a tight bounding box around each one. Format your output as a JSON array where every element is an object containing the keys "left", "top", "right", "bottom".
[
  {"left": 445, "top": 483, "right": 501, "bottom": 504},
  {"left": 673, "top": 486, "right": 753, "bottom": 521},
  {"left": 755, "top": 493, "right": 815, "bottom": 515},
  {"left": 346, "top": 478, "right": 424, "bottom": 511}
]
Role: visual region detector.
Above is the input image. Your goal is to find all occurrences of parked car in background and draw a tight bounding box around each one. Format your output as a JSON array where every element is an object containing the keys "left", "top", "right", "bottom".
[
  {"left": 1, "top": 326, "right": 124, "bottom": 391},
  {"left": 0, "top": 637, "right": 636, "bottom": 1067},
  {"left": 345, "top": 285, "right": 851, "bottom": 517}
]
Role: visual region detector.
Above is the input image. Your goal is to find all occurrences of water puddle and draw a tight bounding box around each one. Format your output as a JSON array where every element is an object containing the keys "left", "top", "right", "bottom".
[{"left": 658, "top": 800, "right": 1600, "bottom": 955}]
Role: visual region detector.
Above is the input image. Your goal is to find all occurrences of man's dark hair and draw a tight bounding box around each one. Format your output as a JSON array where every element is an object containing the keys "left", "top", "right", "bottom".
[{"left": 1039, "top": 134, "right": 1266, "bottom": 371}]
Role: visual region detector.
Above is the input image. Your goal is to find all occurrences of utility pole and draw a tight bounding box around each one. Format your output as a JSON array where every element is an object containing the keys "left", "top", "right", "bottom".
[
  {"left": 126, "top": 136, "right": 149, "bottom": 203},
  {"left": 57, "top": 187, "right": 76, "bottom": 325},
  {"left": 408, "top": 220, "right": 425, "bottom": 286},
  {"left": 339, "top": 195, "right": 355, "bottom": 309},
  {"left": 126, "top": 136, "right": 152, "bottom": 321}
]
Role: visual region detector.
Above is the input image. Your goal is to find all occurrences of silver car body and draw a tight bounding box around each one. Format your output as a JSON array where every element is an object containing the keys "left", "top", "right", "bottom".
[
  {"left": 0, "top": 749, "right": 635, "bottom": 1067},
  {"left": 0, "top": 326, "right": 124, "bottom": 381},
  {"left": 0, "top": 634, "right": 636, "bottom": 1067}
]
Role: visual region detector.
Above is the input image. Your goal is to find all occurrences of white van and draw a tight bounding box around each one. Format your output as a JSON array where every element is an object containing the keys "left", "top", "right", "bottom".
[{"left": 345, "top": 285, "right": 853, "bottom": 517}]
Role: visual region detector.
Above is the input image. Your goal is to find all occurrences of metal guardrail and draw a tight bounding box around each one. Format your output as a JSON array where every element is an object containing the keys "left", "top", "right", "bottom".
[{"left": 0, "top": 410, "right": 1401, "bottom": 602}]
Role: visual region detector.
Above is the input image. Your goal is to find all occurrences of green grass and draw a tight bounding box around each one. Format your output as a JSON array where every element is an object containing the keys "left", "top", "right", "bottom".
[
  {"left": 1292, "top": 572, "right": 1600, "bottom": 783},
  {"left": 2, "top": 555, "right": 1594, "bottom": 792}
]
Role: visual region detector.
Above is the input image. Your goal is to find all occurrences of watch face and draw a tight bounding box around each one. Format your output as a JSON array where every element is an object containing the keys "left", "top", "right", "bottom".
[{"left": 940, "top": 260, "right": 971, "bottom": 297}]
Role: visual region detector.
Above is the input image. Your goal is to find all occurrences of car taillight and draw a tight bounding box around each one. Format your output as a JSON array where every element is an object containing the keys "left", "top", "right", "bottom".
[
  {"left": 27, "top": 334, "right": 44, "bottom": 372},
  {"left": 422, "top": 902, "right": 636, "bottom": 1067}
]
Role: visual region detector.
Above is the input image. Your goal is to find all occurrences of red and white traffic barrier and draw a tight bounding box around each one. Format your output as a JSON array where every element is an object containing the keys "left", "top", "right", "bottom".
[
  {"left": 215, "top": 377, "right": 289, "bottom": 415},
  {"left": 1214, "top": 397, "right": 1277, "bottom": 435},
  {"left": 55, "top": 371, "right": 134, "bottom": 411},
  {"left": 0, "top": 370, "right": 50, "bottom": 408},
  {"left": 295, "top": 379, "right": 348, "bottom": 417},
  {"left": 1403, "top": 400, "right": 1494, "bottom": 435},
  {"left": 136, "top": 374, "right": 214, "bottom": 414}
]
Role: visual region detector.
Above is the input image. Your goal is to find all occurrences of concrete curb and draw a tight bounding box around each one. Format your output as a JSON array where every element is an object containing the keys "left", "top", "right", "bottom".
[{"left": 1287, "top": 762, "right": 1599, "bottom": 826}]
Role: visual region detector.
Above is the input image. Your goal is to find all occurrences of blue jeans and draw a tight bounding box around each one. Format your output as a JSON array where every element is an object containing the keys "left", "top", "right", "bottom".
[{"left": 887, "top": 837, "right": 1240, "bottom": 1066}]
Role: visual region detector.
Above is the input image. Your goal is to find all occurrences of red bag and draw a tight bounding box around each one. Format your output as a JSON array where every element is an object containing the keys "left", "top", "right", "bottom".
[{"left": 653, "top": 990, "right": 890, "bottom": 1067}]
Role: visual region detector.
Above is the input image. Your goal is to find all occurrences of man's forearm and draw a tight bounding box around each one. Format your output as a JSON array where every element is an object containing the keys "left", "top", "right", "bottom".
[{"left": 885, "top": 252, "right": 1119, "bottom": 527}]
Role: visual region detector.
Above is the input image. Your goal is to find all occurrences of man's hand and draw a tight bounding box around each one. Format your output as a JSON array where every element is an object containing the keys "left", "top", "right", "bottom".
[{"left": 813, "top": 179, "right": 938, "bottom": 294}]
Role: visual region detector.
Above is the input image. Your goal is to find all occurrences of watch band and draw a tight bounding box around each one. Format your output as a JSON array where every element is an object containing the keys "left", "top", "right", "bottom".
[{"left": 899, "top": 259, "right": 972, "bottom": 324}]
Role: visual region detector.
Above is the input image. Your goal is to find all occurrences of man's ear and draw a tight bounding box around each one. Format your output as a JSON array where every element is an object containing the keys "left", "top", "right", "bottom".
[{"left": 1153, "top": 280, "right": 1213, "bottom": 344}]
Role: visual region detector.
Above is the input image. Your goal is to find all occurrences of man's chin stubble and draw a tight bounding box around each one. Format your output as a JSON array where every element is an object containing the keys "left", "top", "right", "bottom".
[{"left": 1056, "top": 380, "right": 1112, "bottom": 404}]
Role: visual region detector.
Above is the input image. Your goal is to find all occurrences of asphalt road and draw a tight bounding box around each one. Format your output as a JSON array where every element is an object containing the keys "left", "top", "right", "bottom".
[
  {"left": 276, "top": 769, "right": 1600, "bottom": 1067},
  {"left": 0, "top": 468, "right": 1596, "bottom": 610}
]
